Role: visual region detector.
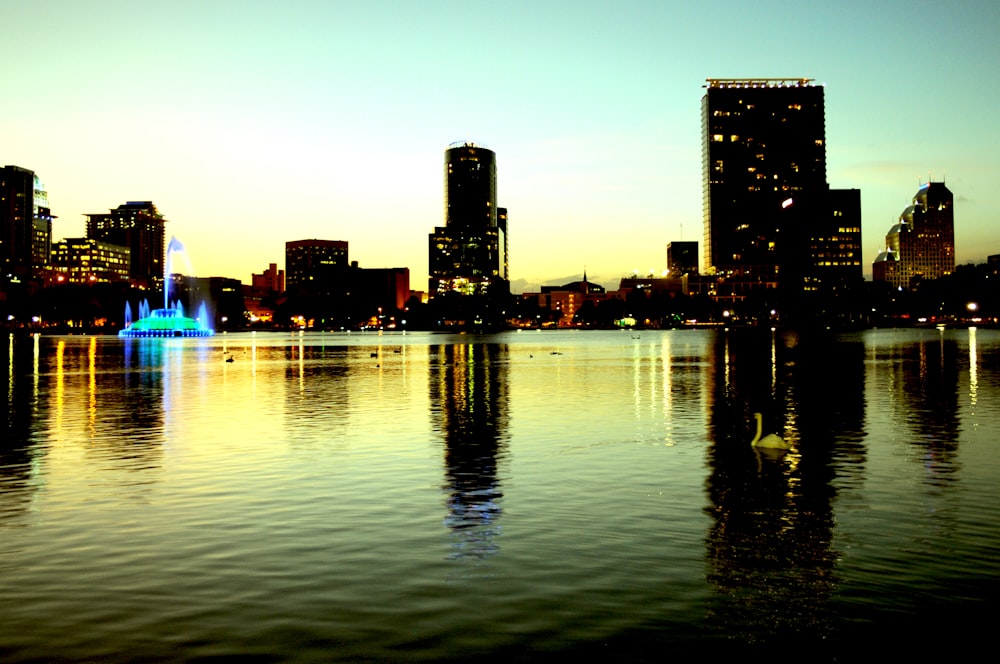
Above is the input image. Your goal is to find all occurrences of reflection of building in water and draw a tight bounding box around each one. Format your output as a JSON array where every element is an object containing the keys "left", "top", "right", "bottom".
[
  {"left": 888, "top": 332, "right": 962, "bottom": 483},
  {"left": 282, "top": 341, "right": 352, "bottom": 445},
  {"left": 82, "top": 338, "right": 166, "bottom": 468},
  {"left": 1, "top": 334, "right": 42, "bottom": 524},
  {"left": 702, "top": 328, "right": 865, "bottom": 645},
  {"left": 429, "top": 343, "right": 509, "bottom": 560},
  {"left": 3, "top": 336, "right": 167, "bottom": 520}
]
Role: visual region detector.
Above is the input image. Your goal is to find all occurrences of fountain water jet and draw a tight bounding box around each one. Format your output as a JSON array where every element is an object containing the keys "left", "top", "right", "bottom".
[{"left": 119, "top": 236, "right": 214, "bottom": 338}]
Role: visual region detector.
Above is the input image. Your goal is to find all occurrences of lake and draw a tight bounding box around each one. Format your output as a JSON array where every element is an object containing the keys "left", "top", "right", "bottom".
[{"left": 2, "top": 328, "right": 999, "bottom": 661}]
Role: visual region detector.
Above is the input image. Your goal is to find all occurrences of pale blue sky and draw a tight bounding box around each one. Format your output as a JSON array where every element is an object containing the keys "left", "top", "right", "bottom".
[{"left": 3, "top": 0, "right": 999, "bottom": 290}]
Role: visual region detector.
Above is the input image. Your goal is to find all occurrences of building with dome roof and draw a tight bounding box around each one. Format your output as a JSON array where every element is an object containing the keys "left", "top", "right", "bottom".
[{"left": 873, "top": 181, "right": 955, "bottom": 289}]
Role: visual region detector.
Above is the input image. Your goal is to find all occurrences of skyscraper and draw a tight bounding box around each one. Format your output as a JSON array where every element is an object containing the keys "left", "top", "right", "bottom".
[
  {"left": 31, "top": 174, "right": 53, "bottom": 275},
  {"left": 1, "top": 165, "right": 36, "bottom": 285},
  {"left": 703, "top": 78, "right": 852, "bottom": 301},
  {"left": 429, "top": 143, "right": 508, "bottom": 298},
  {"left": 86, "top": 201, "right": 166, "bottom": 288},
  {"left": 872, "top": 181, "right": 954, "bottom": 289}
]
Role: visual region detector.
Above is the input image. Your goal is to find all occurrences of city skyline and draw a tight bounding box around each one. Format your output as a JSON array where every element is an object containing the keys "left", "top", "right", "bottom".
[{"left": 3, "top": 1, "right": 999, "bottom": 292}]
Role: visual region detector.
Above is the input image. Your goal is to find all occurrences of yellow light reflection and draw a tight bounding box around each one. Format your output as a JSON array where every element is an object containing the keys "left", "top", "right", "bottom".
[
  {"left": 89, "top": 336, "right": 98, "bottom": 434},
  {"left": 55, "top": 339, "right": 66, "bottom": 433},
  {"left": 969, "top": 327, "right": 978, "bottom": 409}
]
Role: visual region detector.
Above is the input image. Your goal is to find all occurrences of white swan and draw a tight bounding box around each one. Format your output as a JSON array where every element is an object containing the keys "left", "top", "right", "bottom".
[{"left": 750, "top": 412, "right": 790, "bottom": 450}]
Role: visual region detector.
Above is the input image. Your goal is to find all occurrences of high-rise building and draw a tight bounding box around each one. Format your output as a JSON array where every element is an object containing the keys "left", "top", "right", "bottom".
[
  {"left": 1, "top": 165, "right": 36, "bottom": 284},
  {"left": 873, "top": 181, "right": 955, "bottom": 289},
  {"left": 666, "top": 241, "right": 699, "bottom": 277},
  {"left": 31, "top": 174, "right": 53, "bottom": 274},
  {"left": 703, "top": 78, "right": 849, "bottom": 301},
  {"left": 429, "top": 143, "right": 508, "bottom": 297},
  {"left": 86, "top": 201, "right": 166, "bottom": 288},
  {"left": 285, "top": 239, "right": 348, "bottom": 296}
]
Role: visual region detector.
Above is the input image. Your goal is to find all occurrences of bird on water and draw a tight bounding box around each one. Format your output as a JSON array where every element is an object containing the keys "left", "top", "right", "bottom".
[{"left": 750, "top": 412, "right": 790, "bottom": 450}]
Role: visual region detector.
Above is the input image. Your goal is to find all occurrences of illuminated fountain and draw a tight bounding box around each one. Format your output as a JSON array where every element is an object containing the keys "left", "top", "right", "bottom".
[{"left": 119, "top": 237, "right": 214, "bottom": 338}]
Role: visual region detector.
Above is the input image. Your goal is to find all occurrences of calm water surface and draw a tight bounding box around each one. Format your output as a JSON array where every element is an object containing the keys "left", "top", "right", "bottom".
[{"left": 2, "top": 328, "right": 999, "bottom": 660}]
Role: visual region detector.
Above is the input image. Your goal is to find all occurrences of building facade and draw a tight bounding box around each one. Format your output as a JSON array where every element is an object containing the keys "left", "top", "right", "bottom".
[
  {"left": 873, "top": 181, "right": 955, "bottom": 289},
  {"left": 50, "top": 238, "right": 130, "bottom": 285},
  {"left": 778, "top": 188, "right": 863, "bottom": 293},
  {"left": 702, "top": 78, "right": 860, "bottom": 303},
  {"left": 1, "top": 165, "right": 36, "bottom": 285},
  {"left": 31, "top": 174, "right": 53, "bottom": 275},
  {"left": 285, "top": 239, "right": 349, "bottom": 296},
  {"left": 428, "top": 143, "right": 508, "bottom": 297},
  {"left": 666, "top": 241, "right": 699, "bottom": 277},
  {"left": 252, "top": 262, "right": 285, "bottom": 294},
  {"left": 86, "top": 201, "right": 166, "bottom": 289}
]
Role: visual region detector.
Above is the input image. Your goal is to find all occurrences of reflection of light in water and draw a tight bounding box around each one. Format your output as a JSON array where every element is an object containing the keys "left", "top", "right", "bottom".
[
  {"left": 6, "top": 335, "right": 12, "bottom": 417},
  {"left": 298, "top": 333, "right": 305, "bottom": 394},
  {"left": 771, "top": 329, "right": 777, "bottom": 393},
  {"left": 55, "top": 340, "right": 66, "bottom": 434},
  {"left": 661, "top": 334, "right": 673, "bottom": 444},
  {"left": 88, "top": 336, "right": 98, "bottom": 435},
  {"left": 252, "top": 331, "right": 258, "bottom": 379},
  {"left": 632, "top": 337, "right": 643, "bottom": 422},
  {"left": 969, "top": 327, "right": 978, "bottom": 411},
  {"left": 32, "top": 333, "right": 40, "bottom": 401},
  {"left": 723, "top": 330, "right": 730, "bottom": 394}
]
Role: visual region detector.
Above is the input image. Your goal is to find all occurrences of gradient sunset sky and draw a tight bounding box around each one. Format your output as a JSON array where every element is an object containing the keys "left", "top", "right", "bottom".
[{"left": 3, "top": 0, "right": 998, "bottom": 291}]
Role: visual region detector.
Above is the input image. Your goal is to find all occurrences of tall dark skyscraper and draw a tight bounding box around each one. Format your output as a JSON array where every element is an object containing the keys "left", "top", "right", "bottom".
[
  {"left": 702, "top": 78, "right": 857, "bottom": 303},
  {"left": 0, "top": 165, "right": 37, "bottom": 285},
  {"left": 429, "top": 143, "right": 508, "bottom": 300},
  {"left": 86, "top": 201, "right": 166, "bottom": 289}
]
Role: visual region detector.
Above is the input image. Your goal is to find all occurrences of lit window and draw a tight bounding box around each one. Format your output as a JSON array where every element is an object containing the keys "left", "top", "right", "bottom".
[{"left": 712, "top": 134, "right": 723, "bottom": 142}]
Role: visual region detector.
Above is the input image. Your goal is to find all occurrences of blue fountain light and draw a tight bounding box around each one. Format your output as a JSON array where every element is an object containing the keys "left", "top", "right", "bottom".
[
  {"left": 119, "top": 307, "right": 214, "bottom": 338},
  {"left": 119, "top": 236, "right": 215, "bottom": 338}
]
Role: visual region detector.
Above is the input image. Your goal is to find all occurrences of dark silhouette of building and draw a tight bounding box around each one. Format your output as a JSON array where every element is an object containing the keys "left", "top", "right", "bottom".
[
  {"left": 1, "top": 165, "right": 36, "bottom": 286},
  {"left": 86, "top": 201, "right": 166, "bottom": 289},
  {"left": 285, "top": 239, "right": 348, "bottom": 297},
  {"left": 428, "top": 143, "right": 509, "bottom": 326},
  {"left": 282, "top": 239, "right": 408, "bottom": 328},
  {"left": 779, "top": 188, "right": 863, "bottom": 294},
  {"left": 667, "top": 241, "right": 699, "bottom": 277},
  {"left": 350, "top": 265, "right": 410, "bottom": 314},
  {"left": 702, "top": 79, "right": 860, "bottom": 307},
  {"left": 873, "top": 181, "right": 955, "bottom": 289}
]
